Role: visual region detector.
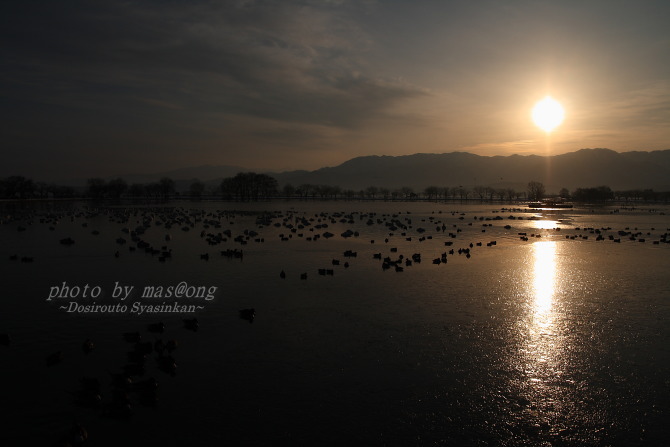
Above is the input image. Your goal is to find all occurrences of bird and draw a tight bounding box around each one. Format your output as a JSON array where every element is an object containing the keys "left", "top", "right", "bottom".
[
  {"left": 239, "top": 308, "right": 255, "bottom": 323},
  {"left": 81, "top": 338, "right": 94, "bottom": 354},
  {"left": 147, "top": 322, "right": 165, "bottom": 333},
  {"left": 47, "top": 351, "right": 63, "bottom": 366}
]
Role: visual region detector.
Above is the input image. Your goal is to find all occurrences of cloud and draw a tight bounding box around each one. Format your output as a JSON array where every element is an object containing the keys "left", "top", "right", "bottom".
[
  {"left": 3, "top": 0, "right": 670, "bottom": 180},
  {"left": 2, "top": 0, "right": 425, "bottom": 130}
]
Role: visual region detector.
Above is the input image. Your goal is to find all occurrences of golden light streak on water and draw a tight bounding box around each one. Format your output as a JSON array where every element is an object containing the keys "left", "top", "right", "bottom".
[
  {"left": 532, "top": 219, "right": 559, "bottom": 230},
  {"left": 523, "top": 240, "right": 562, "bottom": 390},
  {"left": 533, "top": 241, "right": 556, "bottom": 320}
]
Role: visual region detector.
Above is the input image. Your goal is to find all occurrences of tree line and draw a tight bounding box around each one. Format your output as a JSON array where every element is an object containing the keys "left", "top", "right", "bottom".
[
  {"left": 0, "top": 176, "right": 76, "bottom": 199},
  {"left": 2, "top": 173, "right": 670, "bottom": 203},
  {"left": 257, "top": 180, "right": 670, "bottom": 204},
  {"left": 85, "top": 177, "right": 176, "bottom": 199}
]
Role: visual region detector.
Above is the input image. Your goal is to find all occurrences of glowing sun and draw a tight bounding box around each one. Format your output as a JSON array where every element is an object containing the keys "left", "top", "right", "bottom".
[{"left": 532, "top": 96, "right": 565, "bottom": 132}]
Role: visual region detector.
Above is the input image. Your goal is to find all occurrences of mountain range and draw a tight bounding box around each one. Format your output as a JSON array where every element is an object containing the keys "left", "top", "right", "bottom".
[{"left": 114, "top": 148, "right": 670, "bottom": 193}]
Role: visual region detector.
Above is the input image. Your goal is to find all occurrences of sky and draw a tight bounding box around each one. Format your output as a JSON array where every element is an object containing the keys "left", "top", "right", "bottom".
[{"left": 2, "top": 0, "right": 670, "bottom": 181}]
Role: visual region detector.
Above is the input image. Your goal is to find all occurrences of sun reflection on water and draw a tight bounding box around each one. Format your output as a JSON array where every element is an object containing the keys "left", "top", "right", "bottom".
[
  {"left": 532, "top": 219, "right": 559, "bottom": 230},
  {"left": 533, "top": 241, "right": 556, "bottom": 320},
  {"left": 524, "top": 240, "right": 562, "bottom": 385}
]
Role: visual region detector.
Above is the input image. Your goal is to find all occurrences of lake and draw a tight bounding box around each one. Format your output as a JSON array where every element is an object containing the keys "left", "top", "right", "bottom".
[{"left": 1, "top": 200, "right": 669, "bottom": 446}]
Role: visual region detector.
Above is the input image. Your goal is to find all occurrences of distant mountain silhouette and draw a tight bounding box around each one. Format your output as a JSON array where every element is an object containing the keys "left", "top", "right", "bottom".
[
  {"left": 271, "top": 148, "right": 670, "bottom": 193},
  {"left": 112, "top": 148, "right": 670, "bottom": 193}
]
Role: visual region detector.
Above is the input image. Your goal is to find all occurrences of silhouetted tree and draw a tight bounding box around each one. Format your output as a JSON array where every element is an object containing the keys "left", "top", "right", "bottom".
[
  {"left": 424, "top": 186, "right": 440, "bottom": 200},
  {"left": 282, "top": 183, "right": 296, "bottom": 198},
  {"left": 457, "top": 187, "right": 470, "bottom": 200},
  {"left": 53, "top": 185, "right": 76, "bottom": 198},
  {"left": 146, "top": 182, "right": 162, "bottom": 198},
  {"left": 440, "top": 187, "right": 450, "bottom": 200},
  {"left": 527, "top": 181, "right": 545, "bottom": 201},
  {"left": 128, "top": 183, "right": 146, "bottom": 197},
  {"left": 329, "top": 185, "right": 341, "bottom": 199},
  {"left": 399, "top": 186, "right": 415, "bottom": 200},
  {"left": 189, "top": 180, "right": 205, "bottom": 199},
  {"left": 641, "top": 189, "right": 657, "bottom": 202},
  {"left": 159, "top": 177, "right": 175, "bottom": 198},
  {"left": 343, "top": 189, "right": 356, "bottom": 199},
  {"left": 107, "top": 178, "right": 128, "bottom": 198},
  {"left": 86, "top": 178, "right": 107, "bottom": 199},
  {"left": 0, "top": 176, "right": 35, "bottom": 199},
  {"left": 559, "top": 188, "right": 570, "bottom": 199},
  {"left": 485, "top": 186, "right": 496, "bottom": 201},
  {"left": 296, "top": 184, "right": 314, "bottom": 199},
  {"left": 220, "top": 172, "right": 278, "bottom": 201},
  {"left": 365, "top": 186, "right": 379, "bottom": 199},
  {"left": 380, "top": 187, "right": 391, "bottom": 200},
  {"left": 572, "top": 186, "right": 613, "bottom": 203},
  {"left": 473, "top": 185, "right": 486, "bottom": 200}
]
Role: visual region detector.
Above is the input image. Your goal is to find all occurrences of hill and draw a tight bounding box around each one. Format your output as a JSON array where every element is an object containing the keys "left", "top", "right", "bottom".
[
  {"left": 271, "top": 149, "right": 670, "bottom": 193},
  {"left": 110, "top": 148, "right": 670, "bottom": 194}
]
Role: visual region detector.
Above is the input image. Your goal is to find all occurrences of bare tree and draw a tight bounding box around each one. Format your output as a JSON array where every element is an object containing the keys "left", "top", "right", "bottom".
[
  {"left": 189, "top": 180, "right": 205, "bottom": 199},
  {"left": 473, "top": 185, "right": 486, "bottom": 200},
  {"left": 159, "top": 177, "right": 176, "bottom": 198},
  {"left": 527, "top": 181, "right": 545, "bottom": 201},
  {"left": 220, "top": 172, "right": 278, "bottom": 201},
  {"left": 282, "top": 183, "right": 296, "bottom": 198},
  {"left": 424, "top": 186, "right": 439, "bottom": 200},
  {"left": 86, "top": 178, "right": 107, "bottom": 199},
  {"left": 365, "top": 186, "right": 379, "bottom": 199},
  {"left": 559, "top": 187, "right": 570, "bottom": 199}
]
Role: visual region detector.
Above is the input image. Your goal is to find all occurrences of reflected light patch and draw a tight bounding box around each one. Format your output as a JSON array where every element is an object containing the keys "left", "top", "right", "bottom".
[
  {"left": 532, "top": 220, "right": 558, "bottom": 230},
  {"left": 523, "top": 240, "right": 564, "bottom": 391},
  {"left": 533, "top": 241, "right": 556, "bottom": 317}
]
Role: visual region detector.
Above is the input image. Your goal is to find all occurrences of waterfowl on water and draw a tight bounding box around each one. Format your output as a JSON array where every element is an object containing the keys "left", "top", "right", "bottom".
[
  {"left": 55, "top": 423, "right": 88, "bottom": 446},
  {"left": 239, "top": 308, "right": 255, "bottom": 323},
  {"left": 81, "top": 338, "right": 94, "bottom": 355},
  {"left": 147, "top": 322, "right": 165, "bottom": 334},
  {"left": 157, "top": 355, "right": 177, "bottom": 376},
  {"left": 47, "top": 351, "right": 63, "bottom": 366},
  {"left": 123, "top": 331, "right": 141, "bottom": 343},
  {"left": 59, "top": 237, "right": 75, "bottom": 245},
  {"left": 127, "top": 350, "right": 147, "bottom": 364},
  {"left": 74, "top": 377, "right": 102, "bottom": 408}
]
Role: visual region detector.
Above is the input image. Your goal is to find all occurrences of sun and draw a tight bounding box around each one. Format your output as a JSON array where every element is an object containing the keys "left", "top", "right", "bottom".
[{"left": 532, "top": 96, "right": 565, "bottom": 132}]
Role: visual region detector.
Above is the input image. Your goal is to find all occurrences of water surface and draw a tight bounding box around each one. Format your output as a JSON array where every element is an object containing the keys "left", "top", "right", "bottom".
[{"left": 1, "top": 201, "right": 669, "bottom": 445}]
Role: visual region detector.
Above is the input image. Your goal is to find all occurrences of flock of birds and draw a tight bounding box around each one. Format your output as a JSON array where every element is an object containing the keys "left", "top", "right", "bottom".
[
  {"left": 4, "top": 206, "right": 670, "bottom": 273},
  {"left": 2, "top": 204, "right": 669, "bottom": 444}
]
